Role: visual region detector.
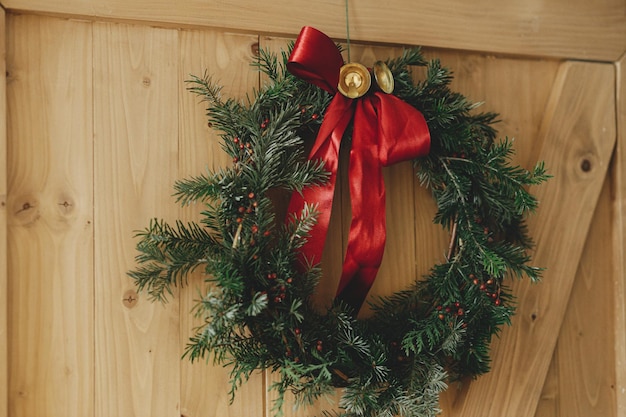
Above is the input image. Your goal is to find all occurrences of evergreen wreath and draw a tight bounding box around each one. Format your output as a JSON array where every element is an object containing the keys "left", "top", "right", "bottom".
[{"left": 129, "top": 30, "right": 548, "bottom": 417}]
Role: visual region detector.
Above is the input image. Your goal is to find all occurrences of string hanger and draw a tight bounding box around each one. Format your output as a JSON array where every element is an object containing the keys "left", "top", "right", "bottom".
[{"left": 345, "top": 0, "right": 351, "bottom": 63}]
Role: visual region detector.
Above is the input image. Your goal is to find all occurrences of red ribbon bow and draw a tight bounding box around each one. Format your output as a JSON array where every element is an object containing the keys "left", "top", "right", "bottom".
[{"left": 287, "top": 26, "right": 431, "bottom": 311}]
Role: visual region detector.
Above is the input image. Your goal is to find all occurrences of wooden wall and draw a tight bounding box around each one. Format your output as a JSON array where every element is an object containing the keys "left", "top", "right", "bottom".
[{"left": 1, "top": 2, "right": 624, "bottom": 417}]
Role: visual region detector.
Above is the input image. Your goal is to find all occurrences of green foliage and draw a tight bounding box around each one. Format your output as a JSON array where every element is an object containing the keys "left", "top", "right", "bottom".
[{"left": 128, "top": 45, "right": 547, "bottom": 416}]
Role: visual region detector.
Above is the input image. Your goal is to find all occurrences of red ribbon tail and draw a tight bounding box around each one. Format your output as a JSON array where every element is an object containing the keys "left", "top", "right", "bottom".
[
  {"left": 334, "top": 94, "right": 431, "bottom": 312},
  {"left": 335, "top": 99, "right": 386, "bottom": 312},
  {"left": 286, "top": 96, "right": 354, "bottom": 268}
]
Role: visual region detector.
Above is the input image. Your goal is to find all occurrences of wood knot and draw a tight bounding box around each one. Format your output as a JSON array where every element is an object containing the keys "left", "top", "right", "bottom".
[
  {"left": 580, "top": 158, "right": 592, "bottom": 172},
  {"left": 12, "top": 197, "right": 40, "bottom": 227},
  {"left": 58, "top": 198, "right": 75, "bottom": 215},
  {"left": 250, "top": 42, "right": 260, "bottom": 57},
  {"left": 122, "top": 289, "right": 139, "bottom": 308},
  {"left": 142, "top": 76, "right": 151, "bottom": 87}
]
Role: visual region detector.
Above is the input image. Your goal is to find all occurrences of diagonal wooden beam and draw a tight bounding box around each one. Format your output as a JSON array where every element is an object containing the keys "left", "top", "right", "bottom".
[
  {"left": 446, "top": 61, "right": 617, "bottom": 416},
  {"left": 613, "top": 52, "right": 626, "bottom": 417}
]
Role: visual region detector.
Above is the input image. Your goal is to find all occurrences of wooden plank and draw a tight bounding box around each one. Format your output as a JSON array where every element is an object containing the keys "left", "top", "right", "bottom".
[
  {"left": 6, "top": 14, "right": 94, "bottom": 417},
  {"left": 93, "top": 22, "right": 180, "bottom": 417},
  {"left": 534, "top": 178, "right": 616, "bottom": 417},
  {"left": 1, "top": 0, "right": 625, "bottom": 61},
  {"left": 0, "top": 8, "right": 6, "bottom": 417},
  {"left": 447, "top": 61, "right": 616, "bottom": 416},
  {"left": 613, "top": 52, "right": 626, "bottom": 417},
  {"left": 178, "top": 28, "right": 264, "bottom": 417}
]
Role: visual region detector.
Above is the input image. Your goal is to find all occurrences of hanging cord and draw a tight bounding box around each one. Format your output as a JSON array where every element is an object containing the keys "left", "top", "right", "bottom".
[{"left": 345, "top": 0, "right": 351, "bottom": 62}]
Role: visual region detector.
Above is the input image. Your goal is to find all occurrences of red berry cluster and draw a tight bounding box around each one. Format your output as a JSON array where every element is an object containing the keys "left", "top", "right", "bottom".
[
  {"left": 231, "top": 136, "right": 255, "bottom": 163},
  {"left": 470, "top": 273, "right": 502, "bottom": 306},
  {"left": 436, "top": 301, "right": 465, "bottom": 321},
  {"left": 235, "top": 192, "right": 258, "bottom": 224},
  {"left": 266, "top": 271, "right": 294, "bottom": 304},
  {"left": 298, "top": 105, "right": 320, "bottom": 122}
]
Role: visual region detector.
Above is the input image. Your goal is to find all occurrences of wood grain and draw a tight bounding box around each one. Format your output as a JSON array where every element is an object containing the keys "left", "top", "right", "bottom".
[
  {"left": 534, "top": 179, "right": 616, "bottom": 417},
  {"left": 613, "top": 52, "right": 626, "bottom": 417},
  {"left": 178, "top": 28, "right": 264, "bottom": 417},
  {"left": 0, "top": 8, "right": 7, "bottom": 417},
  {"left": 93, "top": 22, "right": 180, "bottom": 417},
  {"left": 1, "top": 0, "right": 625, "bottom": 61},
  {"left": 447, "top": 61, "right": 616, "bottom": 416},
  {"left": 6, "top": 14, "right": 94, "bottom": 417}
]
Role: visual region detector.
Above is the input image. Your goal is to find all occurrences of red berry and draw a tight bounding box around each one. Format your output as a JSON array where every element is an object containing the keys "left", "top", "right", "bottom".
[
  {"left": 251, "top": 225, "right": 259, "bottom": 233},
  {"left": 294, "top": 328, "right": 301, "bottom": 335},
  {"left": 233, "top": 137, "right": 240, "bottom": 143},
  {"left": 473, "top": 278, "right": 479, "bottom": 285},
  {"left": 438, "top": 314, "right": 445, "bottom": 320},
  {"left": 311, "top": 113, "right": 319, "bottom": 120},
  {"left": 248, "top": 192, "right": 255, "bottom": 199},
  {"left": 495, "top": 299, "right": 502, "bottom": 306}
]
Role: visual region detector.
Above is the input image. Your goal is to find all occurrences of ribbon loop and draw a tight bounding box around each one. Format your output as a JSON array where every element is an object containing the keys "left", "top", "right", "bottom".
[
  {"left": 287, "top": 26, "right": 344, "bottom": 94},
  {"left": 287, "top": 27, "right": 431, "bottom": 312}
]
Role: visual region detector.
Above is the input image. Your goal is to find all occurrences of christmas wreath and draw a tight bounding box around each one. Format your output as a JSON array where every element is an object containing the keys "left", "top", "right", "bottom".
[{"left": 129, "top": 27, "right": 548, "bottom": 417}]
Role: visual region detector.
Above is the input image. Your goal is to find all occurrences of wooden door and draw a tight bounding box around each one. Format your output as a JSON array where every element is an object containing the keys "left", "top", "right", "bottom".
[{"left": 2, "top": 7, "right": 624, "bottom": 417}]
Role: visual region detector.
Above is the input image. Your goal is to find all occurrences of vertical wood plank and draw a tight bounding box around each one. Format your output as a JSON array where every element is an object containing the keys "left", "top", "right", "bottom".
[
  {"left": 0, "top": 8, "right": 7, "bottom": 417},
  {"left": 178, "top": 28, "right": 264, "bottom": 417},
  {"left": 93, "top": 22, "right": 180, "bottom": 417},
  {"left": 534, "top": 178, "right": 617, "bottom": 417},
  {"left": 448, "top": 61, "right": 616, "bottom": 417},
  {"left": 6, "top": 14, "right": 94, "bottom": 417},
  {"left": 613, "top": 52, "right": 626, "bottom": 417}
]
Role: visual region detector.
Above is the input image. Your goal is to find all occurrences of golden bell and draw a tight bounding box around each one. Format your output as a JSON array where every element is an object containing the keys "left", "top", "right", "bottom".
[
  {"left": 338, "top": 62, "right": 371, "bottom": 99},
  {"left": 373, "top": 61, "right": 394, "bottom": 94}
]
